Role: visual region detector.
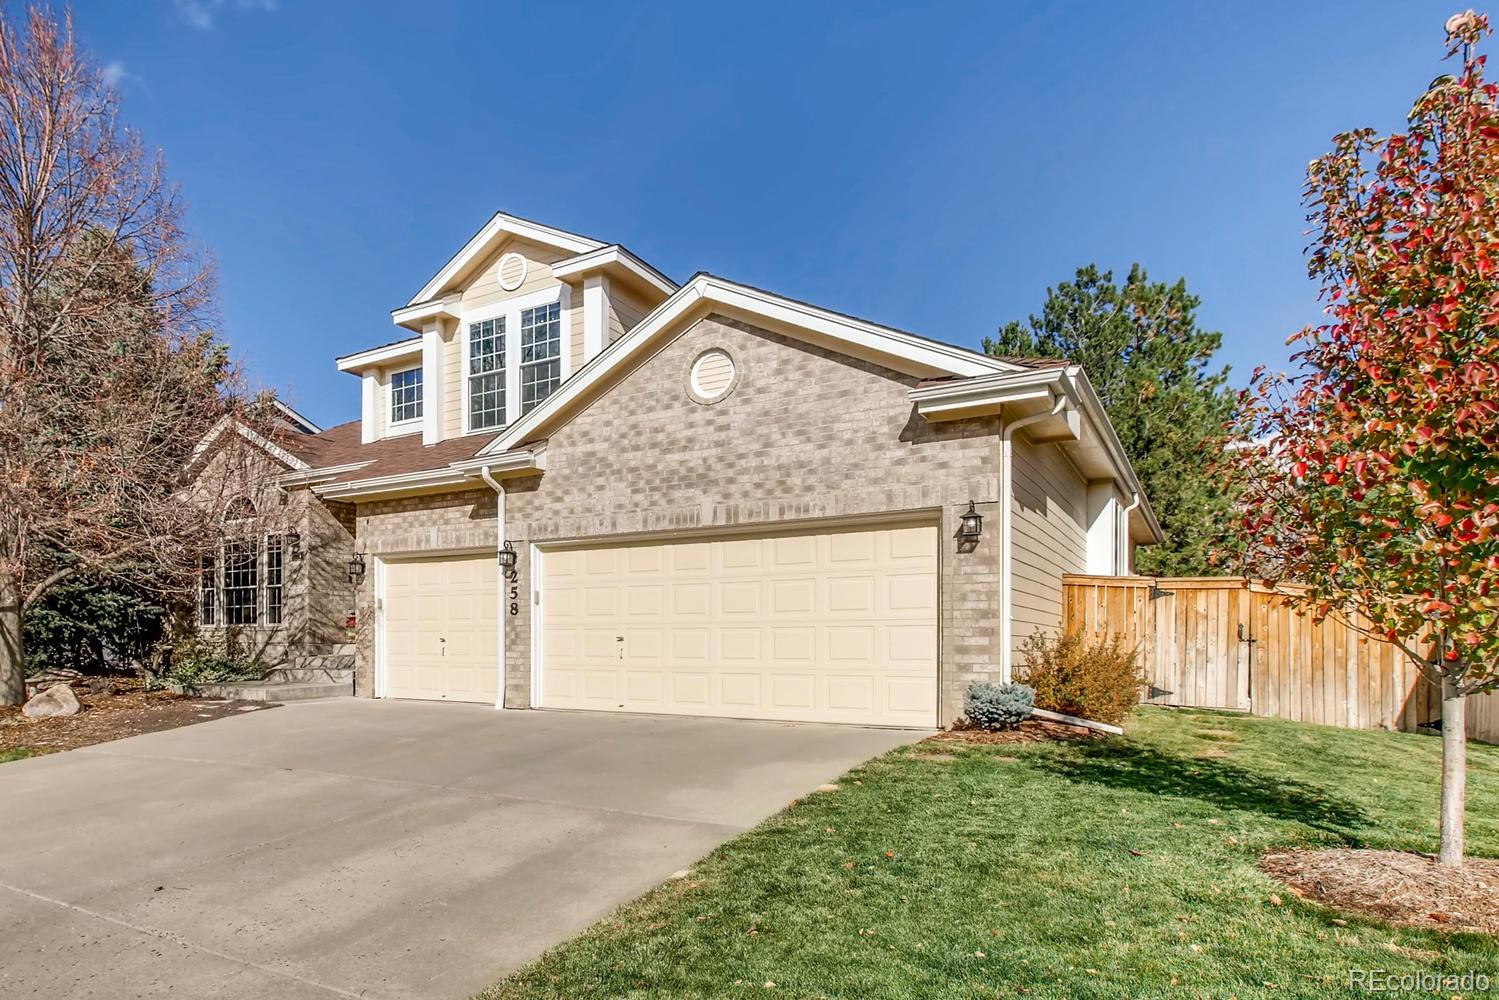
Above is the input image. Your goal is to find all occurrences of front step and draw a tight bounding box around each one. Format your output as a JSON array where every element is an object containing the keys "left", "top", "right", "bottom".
[
  {"left": 193, "top": 679, "right": 351, "bottom": 702},
  {"left": 265, "top": 664, "right": 354, "bottom": 684}
]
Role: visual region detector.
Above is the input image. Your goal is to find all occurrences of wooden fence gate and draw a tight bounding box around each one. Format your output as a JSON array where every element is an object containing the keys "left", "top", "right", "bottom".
[{"left": 1062, "top": 574, "right": 1498, "bottom": 744}]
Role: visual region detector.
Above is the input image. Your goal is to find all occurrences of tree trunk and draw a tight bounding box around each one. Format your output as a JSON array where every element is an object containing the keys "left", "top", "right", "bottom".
[
  {"left": 1438, "top": 674, "right": 1467, "bottom": 867},
  {"left": 0, "top": 573, "right": 24, "bottom": 705}
]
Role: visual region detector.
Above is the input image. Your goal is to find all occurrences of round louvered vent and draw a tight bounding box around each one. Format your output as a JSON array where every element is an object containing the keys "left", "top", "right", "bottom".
[
  {"left": 688, "top": 349, "right": 738, "bottom": 404},
  {"left": 496, "top": 252, "right": 528, "bottom": 291}
]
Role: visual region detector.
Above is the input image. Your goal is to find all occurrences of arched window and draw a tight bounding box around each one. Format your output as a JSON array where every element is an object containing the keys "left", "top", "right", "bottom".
[{"left": 224, "top": 496, "right": 257, "bottom": 522}]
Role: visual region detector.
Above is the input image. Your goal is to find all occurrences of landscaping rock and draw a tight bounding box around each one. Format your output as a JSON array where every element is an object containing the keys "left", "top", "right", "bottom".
[{"left": 22, "top": 683, "right": 81, "bottom": 719}]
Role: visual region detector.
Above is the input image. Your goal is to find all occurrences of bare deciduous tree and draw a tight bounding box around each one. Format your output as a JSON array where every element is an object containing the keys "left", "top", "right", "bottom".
[{"left": 0, "top": 7, "right": 255, "bottom": 703}]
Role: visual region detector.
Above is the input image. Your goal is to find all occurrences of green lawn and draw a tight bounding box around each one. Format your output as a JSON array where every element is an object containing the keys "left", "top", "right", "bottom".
[
  {"left": 0, "top": 747, "right": 46, "bottom": 763},
  {"left": 482, "top": 709, "right": 1499, "bottom": 1000}
]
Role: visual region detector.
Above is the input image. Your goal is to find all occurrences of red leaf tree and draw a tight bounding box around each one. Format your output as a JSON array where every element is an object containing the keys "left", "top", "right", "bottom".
[{"left": 1235, "top": 10, "right": 1499, "bottom": 866}]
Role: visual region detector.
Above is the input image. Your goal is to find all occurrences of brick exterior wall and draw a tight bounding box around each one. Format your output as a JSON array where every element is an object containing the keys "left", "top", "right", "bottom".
[
  {"left": 190, "top": 439, "right": 357, "bottom": 668},
  {"left": 350, "top": 314, "right": 1006, "bottom": 725}
]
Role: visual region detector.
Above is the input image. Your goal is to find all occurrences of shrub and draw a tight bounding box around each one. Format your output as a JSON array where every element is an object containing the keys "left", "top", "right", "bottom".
[
  {"left": 1017, "top": 630, "right": 1143, "bottom": 726},
  {"left": 964, "top": 681, "right": 1035, "bottom": 730},
  {"left": 149, "top": 631, "right": 262, "bottom": 690},
  {"left": 24, "top": 572, "right": 165, "bottom": 676}
]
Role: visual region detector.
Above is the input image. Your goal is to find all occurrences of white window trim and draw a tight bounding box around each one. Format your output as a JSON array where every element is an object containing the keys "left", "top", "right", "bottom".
[
  {"left": 265, "top": 533, "right": 285, "bottom": 627},
  {"left": 460, "top": 283, "right": 572, "bottom": 436},
  {"left": 200, "top": 533, "right": 289, "bottom": 631},
  {"left": 461, "top": 313, "right": 509, "bottom": 437},
  {"left": 218, "top": 536, "right": 261, "bottom": 629},
  {"left": 387, "top": 363, "right": 425, "bottom": 433},
  {"left": 199, "top": 556, "right": 217, "bottom": 627}
]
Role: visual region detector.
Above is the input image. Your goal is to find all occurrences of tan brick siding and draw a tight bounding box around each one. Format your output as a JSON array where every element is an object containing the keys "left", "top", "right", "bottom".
[
  {"left": 346, "top": 314, "right": 1092, "bottom": 725},
  {"left": 189, "top": 437, "right": 357, "bottom": 668},
  {"left": 498, "top": 314, "right": 1002, "bottom": 726}
]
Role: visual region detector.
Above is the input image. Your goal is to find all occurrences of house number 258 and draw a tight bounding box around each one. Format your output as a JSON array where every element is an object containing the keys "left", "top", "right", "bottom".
[{"left": 504, "top": 566, "right": 519, "bottom": 616}]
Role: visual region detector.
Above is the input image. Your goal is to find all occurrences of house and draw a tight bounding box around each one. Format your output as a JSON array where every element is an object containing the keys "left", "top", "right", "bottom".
[{"left": 192, "top": 211, "right": 1161, "bottom": 727}]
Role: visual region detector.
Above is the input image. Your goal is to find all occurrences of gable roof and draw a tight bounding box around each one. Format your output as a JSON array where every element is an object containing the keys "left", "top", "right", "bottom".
[
  {"left": 272, "top": 399, "right": 322, "bottom": 434},
  {"left": 476, "top": 271, "right": 1024, "bottom": 457},
  {"left": 550, "top": 243, "right": 678, "bottom": 297},
  {"left": 187, "top": 415, "right": 315, "bottom": 474},
  {"left": 286, "top": 422, "right": 493, "bottom": 493},
  {"left": 408, "top": 211, "right": 607, "bottom": 306}
]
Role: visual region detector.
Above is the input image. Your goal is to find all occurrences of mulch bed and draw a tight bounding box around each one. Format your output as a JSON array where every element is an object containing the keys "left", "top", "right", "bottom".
[
  {"left": 0, "top": 678, "right": 276, "bottom": 756},
  {"left": 1262, "top": 848, "right": 1499, "bottom": 936},
  {"left": 923, "top": 718, "right": 1106, "bottom": 746}
]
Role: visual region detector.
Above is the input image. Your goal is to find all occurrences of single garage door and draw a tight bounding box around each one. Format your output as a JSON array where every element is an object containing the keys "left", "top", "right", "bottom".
[
  {"left": 383, "top": 552, "right": 499, "bottom": 703},
  {"left": 540, "top": 523, "right": 938, "bottom": 726}
]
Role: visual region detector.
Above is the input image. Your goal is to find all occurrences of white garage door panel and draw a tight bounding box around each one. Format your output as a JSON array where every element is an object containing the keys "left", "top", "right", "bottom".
[
  {"left": 541, "top": 524, "right": 938, "bottom": 726},
  {"left": 384, "top": 553, "right": 499, "bottom": 703}
]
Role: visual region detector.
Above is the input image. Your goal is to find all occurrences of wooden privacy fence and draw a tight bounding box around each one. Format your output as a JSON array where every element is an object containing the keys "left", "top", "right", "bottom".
[{"left": 1062, "top": 574, "right": 1499, "bottom": 745}]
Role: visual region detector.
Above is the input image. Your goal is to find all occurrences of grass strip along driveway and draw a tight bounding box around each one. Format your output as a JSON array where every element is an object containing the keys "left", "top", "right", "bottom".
[{"left": 482, "top": 708, "right": 1498, "bottom": 1000}]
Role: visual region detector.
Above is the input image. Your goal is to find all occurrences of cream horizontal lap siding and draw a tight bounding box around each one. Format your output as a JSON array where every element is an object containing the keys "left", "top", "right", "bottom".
[
  {"left": 442, "top": 326, "right": 462, "bottom": 439},
  {"left": 608, "top": 283, "right": 652, "bottom": 344},
  {"left": 499, "top": 313, "right": 1004, "bottom": 727},
  {"left": 1008, "top": 432, "right": 1087, "bottom": 665},
  {"left": 442, "top": 238, "right": 582, "bottom": 434},
  {"left": 568, "top": 283, "right": 586, "bottom": 373},
  {"left": 459, "top": 237, "right": 572, "bottom": 312}
]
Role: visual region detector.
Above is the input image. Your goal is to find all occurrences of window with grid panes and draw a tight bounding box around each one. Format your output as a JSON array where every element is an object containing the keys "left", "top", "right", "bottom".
[
  {"left": 520, "top": 302, "right": 561, "bottom": 414},
  {"left": 390, "top": 367, "right": 423, "bottom": 423},
  {"left": 265, "top": 535, "right": 284, "bottom": 625},
  {"left": 223, "top": 538, "right": 259, "bottom": 626},
  {"left": 468, "top": 317, "right": 506, "bottom": 430},
  {"left": 199, "top": 555, "right": 216, "bottom": 626}
]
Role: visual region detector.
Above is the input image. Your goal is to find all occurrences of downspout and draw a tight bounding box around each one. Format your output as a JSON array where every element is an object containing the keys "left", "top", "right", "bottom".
[
  {"left": 1120, "top": 491, "right": 1142, "bottom": 575},
  {"left": 1000, "top": 394, "right": 1069, "bottom": 682},
  {"left": 479, "top": 465, "right": 507, "bottom": 710}
]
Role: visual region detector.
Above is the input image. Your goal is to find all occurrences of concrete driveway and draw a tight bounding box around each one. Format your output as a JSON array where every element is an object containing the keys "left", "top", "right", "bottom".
[{"left": 0, "top": 699, "right": 921, "bottom": 999}]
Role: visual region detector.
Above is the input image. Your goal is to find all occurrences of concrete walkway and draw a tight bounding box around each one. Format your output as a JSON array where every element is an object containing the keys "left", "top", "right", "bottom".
[{"left": 0, "top": 699, "right": 921, "bottom": 999}]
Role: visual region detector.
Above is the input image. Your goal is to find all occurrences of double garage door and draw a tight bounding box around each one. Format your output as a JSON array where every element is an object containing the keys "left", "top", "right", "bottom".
[
  {"left": 383, "top": 522, "right": 938, "bottom": 727},
  {"left": 541, "top": 523, "right": 938, "bottom": 727}
]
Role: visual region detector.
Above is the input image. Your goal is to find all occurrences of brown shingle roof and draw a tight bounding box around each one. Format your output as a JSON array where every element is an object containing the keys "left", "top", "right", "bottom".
[{"left": 282, "top": 420, "right": 496, "bottom": 486}]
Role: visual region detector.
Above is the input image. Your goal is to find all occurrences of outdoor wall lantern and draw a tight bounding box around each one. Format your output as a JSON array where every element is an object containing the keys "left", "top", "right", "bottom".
[
  {"left": 286, "top": 529, "right": 303, "bottom": 560},
  {"left": 347, "top": 551, "right": 367, "bottom": 586},
  {"left": 498, "top": 540, "right": 518, "bottom": 571},
  {"left": 959, "top": 500, "right": 984, "bottom": 540}
]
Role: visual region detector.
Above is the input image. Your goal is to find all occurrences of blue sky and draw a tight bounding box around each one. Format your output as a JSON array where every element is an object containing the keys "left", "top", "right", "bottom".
[{"left": 76, "top": 0, "right": 1452, "bottom": 429}]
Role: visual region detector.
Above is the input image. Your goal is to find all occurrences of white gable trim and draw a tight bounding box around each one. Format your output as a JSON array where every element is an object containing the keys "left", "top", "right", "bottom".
[
  {"left": 273, "top": 400, "right": 322, "bottom": 434},
  {"left": 409, "top": 212, "right": 605, "bottom": 306},
  {"left": 476, "top": 273, "right": 1020, "bottom": 457},
  {"left": 188, "top": 416, "right": 312, "bottom": 473},
  {"left": 337, "top": 336, "right": 422, "bottom": 373},
  {"left": 551, "top": 244, "right": 678, "bottom": 296}
]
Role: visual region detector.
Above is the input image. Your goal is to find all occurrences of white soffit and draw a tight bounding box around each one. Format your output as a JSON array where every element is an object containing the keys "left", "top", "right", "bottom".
[
  {"left": 550, "top": 244, "right": 678, "bottom": 297},
  {"left": 336, "top": 337, "right": 423, "bottom": 373}
]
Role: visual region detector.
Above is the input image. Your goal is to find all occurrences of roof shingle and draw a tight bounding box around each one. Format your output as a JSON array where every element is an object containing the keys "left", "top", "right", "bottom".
[{"left": 281, "top": 420, "right": 495, "bottom": 486}]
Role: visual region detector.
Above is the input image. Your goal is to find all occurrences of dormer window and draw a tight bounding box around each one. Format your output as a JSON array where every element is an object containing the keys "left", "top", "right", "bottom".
[
  {"left": 520, "top": 302, "right": 561, "bottom": 414},
  {"left": 390, "top": 366, "right": 423, "bottom": 424}
]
